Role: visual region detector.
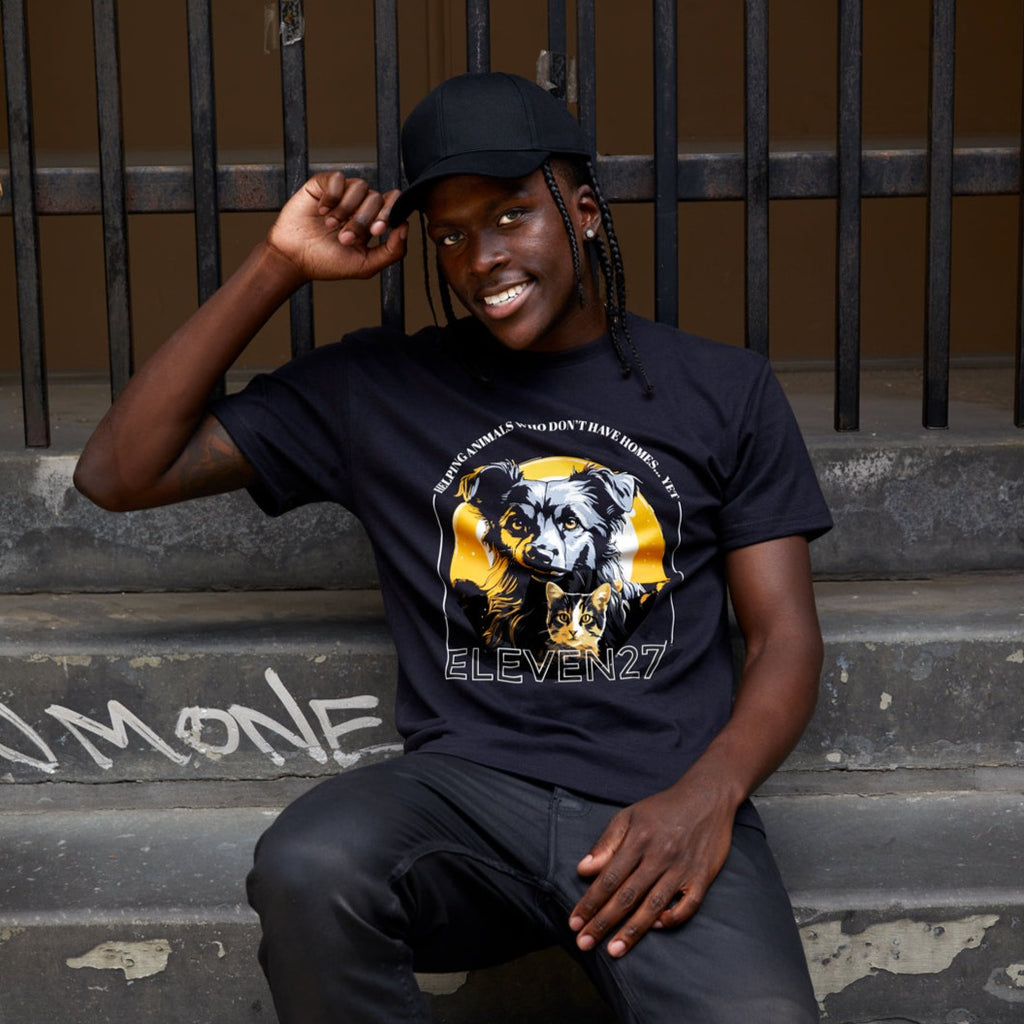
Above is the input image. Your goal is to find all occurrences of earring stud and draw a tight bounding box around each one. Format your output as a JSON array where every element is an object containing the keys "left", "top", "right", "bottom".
[{"left": 585, "top": 228, "right": 596, "bottom": 239}]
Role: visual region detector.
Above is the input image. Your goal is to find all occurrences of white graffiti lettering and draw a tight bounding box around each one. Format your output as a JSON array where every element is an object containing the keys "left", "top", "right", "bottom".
[{"left": 0, "top": 667, "right": 393, "bottom": 775}]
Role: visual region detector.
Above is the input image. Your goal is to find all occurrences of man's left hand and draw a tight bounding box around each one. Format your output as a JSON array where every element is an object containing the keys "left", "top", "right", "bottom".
[{"left": 568, "top": 770, "right": 735, "bottom": 958}]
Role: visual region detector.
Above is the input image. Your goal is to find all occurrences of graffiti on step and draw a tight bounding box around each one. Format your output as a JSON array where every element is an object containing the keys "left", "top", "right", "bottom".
[{"left": 0, "top": 667, "right": 401, "bottom": 775}]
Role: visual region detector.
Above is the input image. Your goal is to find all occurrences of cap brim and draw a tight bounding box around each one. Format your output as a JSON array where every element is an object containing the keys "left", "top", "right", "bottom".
[{"left": 387, "top": 149, "right": 553, "bottom": 227}]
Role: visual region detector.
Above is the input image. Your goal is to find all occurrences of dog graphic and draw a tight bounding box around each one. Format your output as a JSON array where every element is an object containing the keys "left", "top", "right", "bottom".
[{"left": 454, "top": 459, "right": 649, "bottom": 651}]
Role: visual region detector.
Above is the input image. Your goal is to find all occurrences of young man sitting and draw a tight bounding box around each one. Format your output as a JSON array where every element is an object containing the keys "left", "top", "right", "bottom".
[{"left": 75, "top": 72, "right": 831, "bottom": 1023}]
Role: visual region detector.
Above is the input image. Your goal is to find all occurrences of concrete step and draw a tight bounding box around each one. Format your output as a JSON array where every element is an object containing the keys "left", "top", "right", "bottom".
[
  {"left": 5, "top": 428, "right": 1023, "bottom": 591},
  {"left": 1, "top": 576, "right": 1022, "bottom": 784},
  {"left": 2, "top": 364, "right": 1023, "bottom": 592},
  {"left": 1, "top": 778, "right": 1021, "bottom": 1023}
]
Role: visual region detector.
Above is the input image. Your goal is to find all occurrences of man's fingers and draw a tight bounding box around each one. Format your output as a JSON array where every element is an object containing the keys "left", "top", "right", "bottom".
[
  {"left": 584, "top": 876, "right": 705, "bottom": 959},
  {"left": 654, "top": 884, "right": 706, "bottom": 930},
  {"left": 571, "top": 855, "right": 650, "bottom": 946},
  {"left": 341, "top": 221, "right": 408, "bottom": 279},
  {"left": 576, "top": 810, "right": 629, "bottom": 876},
  {"left": 377, "top": 188, "right": 405, "bottom": 231}
]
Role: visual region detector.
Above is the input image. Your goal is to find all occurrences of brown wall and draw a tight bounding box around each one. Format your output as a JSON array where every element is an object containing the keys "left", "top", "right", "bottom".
[{"left": 1, "top": 0, "right": 1021, "bottom": 374}]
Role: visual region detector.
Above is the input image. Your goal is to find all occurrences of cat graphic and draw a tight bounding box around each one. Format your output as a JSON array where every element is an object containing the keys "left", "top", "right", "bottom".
[{"left": 544, "top": 581, "right": 614, "bottom": 657}]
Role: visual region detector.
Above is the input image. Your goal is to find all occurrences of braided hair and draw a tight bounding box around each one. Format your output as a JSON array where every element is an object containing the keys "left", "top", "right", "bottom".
[
  {"left": 419, "top": 155, "right": 653, "bottom": 395},
  {"left": 543, "top": 157, "right": 652, "bottom": 395}
]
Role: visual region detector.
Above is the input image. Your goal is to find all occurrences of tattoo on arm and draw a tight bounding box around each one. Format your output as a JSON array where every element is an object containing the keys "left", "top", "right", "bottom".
[{"left": 173, "top": 416, "right": 256, "bottom": 499}]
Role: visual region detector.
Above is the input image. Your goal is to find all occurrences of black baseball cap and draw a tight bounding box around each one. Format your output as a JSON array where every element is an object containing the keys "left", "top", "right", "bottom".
[{"left": 388, "top": 72, "right": 593, "bottom": 227}]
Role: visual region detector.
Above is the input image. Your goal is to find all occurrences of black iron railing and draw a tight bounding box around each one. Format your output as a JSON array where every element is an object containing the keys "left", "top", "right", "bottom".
[{"left": 2, "top": 0, "right": 1022, "bottom": 446}]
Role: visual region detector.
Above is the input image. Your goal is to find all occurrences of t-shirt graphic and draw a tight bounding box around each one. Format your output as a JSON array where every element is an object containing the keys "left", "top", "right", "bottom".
[{"left": 438, "top": 449, "right": 677, "bottom": 679}]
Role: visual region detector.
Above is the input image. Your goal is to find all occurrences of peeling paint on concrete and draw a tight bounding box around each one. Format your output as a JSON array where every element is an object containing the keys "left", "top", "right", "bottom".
[
  {"left": 130, "top": 656, "right": 164, "bottom": 669},
  {"left": 879, "top": 691, "right": 893, "bottom": 710},
  {"left": 801, "top": 914, "right": 999, "bottom": 1005},
  {"left": 29, "top": 455, "right": 78, "bottom": 517},
  {"left": 819, "top": 450, "right": 899, "bottom": 491},
  {"left": 0, "top": 926, "right": 25, "bottom": 943},
  {"left": 835, "top": 653, "right": 851, "bottom": 685},
  {"left": 27, "top": 653, "right": 93, "bottom": 667},
  {"left": 984, "top": 962, "right": 1024, "bottom": 1004},
  {"left": 1006, "top": 649, "right": 1024, "bottom": 664},
  {"left": 825, "top": 751, "right": 843, "bottom": 764},
  {"left": 66, "top": 939, "right": 172, "bottom": 981},
  {"left": 416, "top": 972, "right": 469, "bottom": 996}
]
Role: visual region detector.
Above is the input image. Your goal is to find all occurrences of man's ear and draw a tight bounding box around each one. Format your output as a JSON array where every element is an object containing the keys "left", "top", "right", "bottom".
[{"left": 572, "top": 184, "right": 600, "bottom": 234}]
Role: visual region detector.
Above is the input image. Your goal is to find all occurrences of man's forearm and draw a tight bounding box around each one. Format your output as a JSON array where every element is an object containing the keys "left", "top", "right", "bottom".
[{"left": 74, "top": 241, "right": 303, "bottom": 510}]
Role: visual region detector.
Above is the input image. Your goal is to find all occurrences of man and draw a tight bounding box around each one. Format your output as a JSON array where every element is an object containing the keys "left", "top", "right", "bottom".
[{"left": 75, "top": 72, "right": 831, "bottom": 1022}]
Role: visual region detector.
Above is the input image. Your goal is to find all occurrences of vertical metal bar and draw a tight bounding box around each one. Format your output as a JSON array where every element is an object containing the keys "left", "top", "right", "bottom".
[
  {"left": 466, "top": 0, "right": 490, "bottom": 73},
  {"left": 924, "top": 0, "right": 955, "bottom": 429},
  {"left": 653, "top": 0, "right": 678, "bottom": 327},
  {"left": 546, "top": 0, "right": 567, "bottom": 100},
  {"left": 1, "top": 0, "right": 49, "bottom": 446},
  {"left": 575, "top": 0, "right": 597, "bottom": 143},
  {"left": 279, "top": 1, "right": 313, "bottom": 356},
  {"left": 1016, "top": 10, "right": 1024, "bottom": 428},
  {"left": 92, "top": 0, "right": 133, "bottom": 399},
  {"left": 835, "top": 0, "right": 863, "bottom": 431},
  {"left": 374, "top": 0, "right": 403, "bottom": 331},
  {"left": 744, "top": 0, "right": 770, "bottom": 357},
  {"left": 186, "top": 0, "right": 221, "bottom": 308}
]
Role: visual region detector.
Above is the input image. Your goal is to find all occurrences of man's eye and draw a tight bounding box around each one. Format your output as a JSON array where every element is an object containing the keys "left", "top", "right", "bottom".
[
  {"left": 440, "top": 232, "right": 462, "bottom": 247},
  {"left": 497, "top": 209, "right": 524, "bottom": 226}
]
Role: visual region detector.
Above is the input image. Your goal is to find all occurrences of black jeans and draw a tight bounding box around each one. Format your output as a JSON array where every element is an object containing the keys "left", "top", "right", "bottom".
[{"left": 246, "top": 752, "right": 819, "bottom": 1023}]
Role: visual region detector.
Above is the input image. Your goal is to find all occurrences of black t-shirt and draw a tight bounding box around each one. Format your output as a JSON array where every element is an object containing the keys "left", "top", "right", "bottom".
[{"left": 212, "top": 314, "right": 832, "bottom": 812}]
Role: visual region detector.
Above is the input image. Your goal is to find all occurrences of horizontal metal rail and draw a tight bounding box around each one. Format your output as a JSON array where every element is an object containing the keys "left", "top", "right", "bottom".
[{"left": 3, "top": 147, "right": 1019, "bottom": 217}]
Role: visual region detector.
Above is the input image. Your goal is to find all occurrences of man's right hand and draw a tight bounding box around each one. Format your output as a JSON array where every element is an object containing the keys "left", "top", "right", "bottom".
[{"left": 267, "top": 172, "right": 408, "bottom": 283}]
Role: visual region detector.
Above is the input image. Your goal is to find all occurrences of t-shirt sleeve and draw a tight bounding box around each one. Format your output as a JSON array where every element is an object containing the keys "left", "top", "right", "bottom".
[
  {"left": 209, "top": 341, "right": 355, "bottom": 517},
  {"left": 717, "top": 362, "right": 832, "bottom": 550}
]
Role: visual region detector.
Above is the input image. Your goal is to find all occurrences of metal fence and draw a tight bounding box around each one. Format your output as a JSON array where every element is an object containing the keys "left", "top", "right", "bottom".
[{"left": 2, "top": 0, "right": 1022, "bottom": 446}]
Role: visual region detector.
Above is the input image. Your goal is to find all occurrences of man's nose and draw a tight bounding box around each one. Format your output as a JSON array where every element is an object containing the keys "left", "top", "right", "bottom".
[{"left": 468, "top": 232, "right": 508, "bottom": 277}]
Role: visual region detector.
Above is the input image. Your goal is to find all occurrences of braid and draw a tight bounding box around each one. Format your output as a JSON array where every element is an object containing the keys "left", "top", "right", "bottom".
[
  {"left": 584, "top": 157, "right": 653, "bottom": 395},
  {"left": 436, "top": 251, "right": 458, "bottom": 324},
  {"left": 541, "top": 159, "right": 586, "bottom": 306},
  {"left": 591, "top": 234, "right": 632, "bottom": 378}
]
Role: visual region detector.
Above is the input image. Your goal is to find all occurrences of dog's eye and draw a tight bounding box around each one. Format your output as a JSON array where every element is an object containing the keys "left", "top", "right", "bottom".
[
  {"left": 505, "top": 515, "right": 528, "bottom": 535},
  {"left": 562, "top": 516, "right": 579, "bottom": 531}
]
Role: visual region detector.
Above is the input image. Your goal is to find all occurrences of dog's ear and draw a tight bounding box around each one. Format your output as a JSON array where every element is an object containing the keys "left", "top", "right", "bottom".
[
  {"left": 576, "top": 465, "right": 637, "bottom": 517},
  {"left": 457, "top": 460, "right": 522, "bottom": 511}
]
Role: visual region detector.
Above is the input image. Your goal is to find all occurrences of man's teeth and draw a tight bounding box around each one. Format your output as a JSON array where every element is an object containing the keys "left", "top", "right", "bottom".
[{"left": 483, "top": 284, "right": 526, "bottom": 307}]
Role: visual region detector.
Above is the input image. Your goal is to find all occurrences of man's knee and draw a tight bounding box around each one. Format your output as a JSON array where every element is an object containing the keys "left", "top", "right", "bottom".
[{"left": 247, "top": 773, "right": 402, "bottom": 920}]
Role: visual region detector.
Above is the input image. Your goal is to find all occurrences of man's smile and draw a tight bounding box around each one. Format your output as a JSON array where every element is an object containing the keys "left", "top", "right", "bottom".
[{"left": 482, "top": 282, "right": 528, "bottom": 307}]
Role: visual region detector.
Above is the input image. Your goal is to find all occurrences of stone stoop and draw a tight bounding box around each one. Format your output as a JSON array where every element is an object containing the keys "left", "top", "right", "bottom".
[
  {"left": 1, "top": 372, "right": 1023, "bottom": 1024},
  {"left": 2, "top": 577, "right": 1023, "bottom": 1023}
]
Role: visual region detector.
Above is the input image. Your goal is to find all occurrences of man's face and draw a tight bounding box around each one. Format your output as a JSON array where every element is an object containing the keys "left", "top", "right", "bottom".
[{"left": 424, "top": 168, "right": 604, "bottom": 353}]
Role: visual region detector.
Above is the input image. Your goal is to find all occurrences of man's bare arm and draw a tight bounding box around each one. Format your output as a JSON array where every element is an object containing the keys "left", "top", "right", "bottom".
[
  {"left": 74, "top": 173, "right": 408, "bottom": 511},
  {"left": 568, "top": 535, "right": 823, "bottom": 957}
]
